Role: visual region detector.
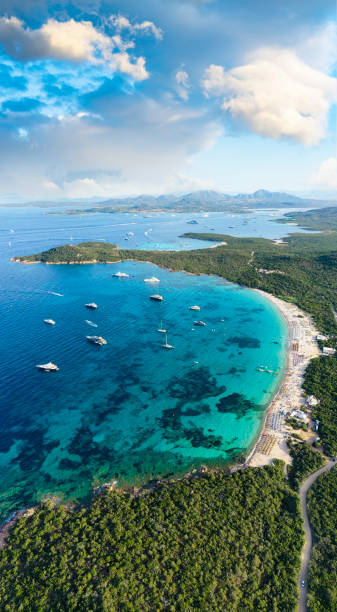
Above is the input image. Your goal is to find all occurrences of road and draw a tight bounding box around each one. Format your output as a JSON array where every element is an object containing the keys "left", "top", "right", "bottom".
[{"left": 297, "top": 460, "right": 335, "bottom": 612}]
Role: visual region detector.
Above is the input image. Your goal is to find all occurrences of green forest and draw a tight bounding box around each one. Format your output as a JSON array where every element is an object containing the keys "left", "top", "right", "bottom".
[
  {"left": 307, "top": 468, "right": 337, "bottom": 611},
  {"left": 303, "top": 357, "right": 337, "bottom": 456},
  {"left": 278, "top": 207, "right": 337, "bottom": 231},
  {"left": 0, "top": 464, "right": 303, "bottom": 611},
  {"left": 287, "top": 441, "right": 325, "bottom": 491}
]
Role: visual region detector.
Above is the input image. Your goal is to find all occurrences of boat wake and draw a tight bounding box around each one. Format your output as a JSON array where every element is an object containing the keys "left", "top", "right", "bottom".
[
  {"left": 47, "top": 291, "right": 64, "bottom": 297},
  {"left": 85, "top": 320, "right": 98, "bottom": 327}
]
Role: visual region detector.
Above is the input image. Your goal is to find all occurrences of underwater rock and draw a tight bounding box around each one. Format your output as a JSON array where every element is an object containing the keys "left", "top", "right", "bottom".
[
  {"left": 227, "top": 336, "right": 261, "bottom": 349},
  {"left": 216, "top": 393, "right": 261, "bottom": 419}
]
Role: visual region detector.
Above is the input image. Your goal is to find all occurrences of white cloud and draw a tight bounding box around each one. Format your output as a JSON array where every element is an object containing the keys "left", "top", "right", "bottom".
[
  {"left": 0, "top": 16, "right": 150, "bottom": 81},
  {"left": 0, "top": 98, "right": 221, "bottom": 200},
  {"left": 175, "top": 69, "right": 191, "bottom": 101},
  {"left": 311, "top": 158, "right": 337, "bottom": 190},
  {"left": 202, "top": 48, "right": 337, "bottom": 145},
  {"left": 110, "top": 15, "right": 163, "bottom": 40},
  {"left": 298, "top": 22, "right": 337, "bottom": 73}
]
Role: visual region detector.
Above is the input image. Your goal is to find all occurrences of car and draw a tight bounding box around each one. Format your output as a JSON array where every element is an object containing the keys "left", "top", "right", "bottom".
[{"left": 301, "top": 580, "right": 305, "bottom": 588}]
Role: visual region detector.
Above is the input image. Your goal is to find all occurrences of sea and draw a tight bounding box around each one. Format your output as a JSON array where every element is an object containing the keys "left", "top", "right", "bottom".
[{"left": 0, "top": 206, "right": 309, "bottom": 520}]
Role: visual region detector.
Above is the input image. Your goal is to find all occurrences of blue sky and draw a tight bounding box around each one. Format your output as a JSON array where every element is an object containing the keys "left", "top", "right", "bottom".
[{"left": 0, "top": 0, "right": 336, "bottom": 202}]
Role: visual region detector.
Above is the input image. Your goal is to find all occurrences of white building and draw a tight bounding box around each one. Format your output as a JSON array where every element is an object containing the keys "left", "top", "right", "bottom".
[
  {"left": 306, "top": 395, "right": 319, "bottom": 407},
  {"left": 323, "top": 347, "right": 336, "bottom": 355},
  {"left": 291, "top": 409, "right": 307, "bottom": 421}
]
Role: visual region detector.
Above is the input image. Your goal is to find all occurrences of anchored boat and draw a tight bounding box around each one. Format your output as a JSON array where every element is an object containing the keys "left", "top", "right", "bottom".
[
  {"left": 36, "top": 362, "right": 59, "bottom": 372},
  {"left": 86, "top": 336, "right": 107, "bottom": 346},
  {"left": 150, "top": 294, "right": 163, "bottom": 301}
]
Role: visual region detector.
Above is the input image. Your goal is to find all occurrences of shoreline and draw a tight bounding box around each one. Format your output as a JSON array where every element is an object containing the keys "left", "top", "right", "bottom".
[{"left": 246, "top": 290, "right": 320, "bottom": 468}]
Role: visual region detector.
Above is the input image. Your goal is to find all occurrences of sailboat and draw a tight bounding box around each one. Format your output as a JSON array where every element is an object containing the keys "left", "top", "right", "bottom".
[
  {"left": 162, "top": 334, "right": 174, "bottom": 349},
  {"left": 157, "top": 320, "right": 166, "bottom": 333}
]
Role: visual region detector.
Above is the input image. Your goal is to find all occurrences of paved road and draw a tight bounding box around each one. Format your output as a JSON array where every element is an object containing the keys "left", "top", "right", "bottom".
[{"left": 297, "top": 460, "right": 335, "bottom": 612}]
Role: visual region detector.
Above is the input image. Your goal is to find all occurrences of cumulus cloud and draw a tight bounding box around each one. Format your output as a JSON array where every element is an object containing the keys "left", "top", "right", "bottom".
[
  {"left": 202, "top": 48, "right": 337, "bottom": 145},
  {"left": 0, "top": 16, "right": 151, "bottom": 81},
  {"left": 0, "top": 96, "right": 220, "bottom": 200},
  {"left": 110, "top": 15, "right": 163, "bottom": 40},
  {"left": 175, "top": 69, "right": 191, "bottom": 101},
  {"left": 311, "top": 158, "right": 337, "bottom": 190}
]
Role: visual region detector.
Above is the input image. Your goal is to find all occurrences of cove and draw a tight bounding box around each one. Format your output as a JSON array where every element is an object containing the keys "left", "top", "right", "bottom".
[{"left": 0, "top": 260, "right": 287, "bottom": 520}]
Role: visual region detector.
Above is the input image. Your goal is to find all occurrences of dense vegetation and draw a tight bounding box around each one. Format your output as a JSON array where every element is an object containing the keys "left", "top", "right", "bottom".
[
  {"left": 16, "top": 230, "right": 337, "bottom": 338},
  {"left": 307, "top": 467, "right": 337, "bottom": 611},
  {"left": 303, "top": 357, "right": 337, "bottom": 456},
  {"left": 15, "top": 242, "right": 118, "bottom": 264},
  {"left": 279, "top": 207, "right": 337, "bottom": 231},
  {"left": 287, "top": 440, "right": 325, "bottom": 491},
  {"left": 0, "top": 464, "right": 303, "bottom": 611}
]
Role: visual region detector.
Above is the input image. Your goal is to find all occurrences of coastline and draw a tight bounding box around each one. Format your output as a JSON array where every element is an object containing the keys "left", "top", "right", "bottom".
[{"left": 247, "top": 290, "right": 320, "bottom": 468}]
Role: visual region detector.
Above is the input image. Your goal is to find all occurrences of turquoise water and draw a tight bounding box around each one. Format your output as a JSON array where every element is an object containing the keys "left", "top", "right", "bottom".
[
  {"left": 0, "top": 207, "right": 290, "bottom": 520},
  {"left": 0, "top": 258, "right": 287, "bottom": 520}
]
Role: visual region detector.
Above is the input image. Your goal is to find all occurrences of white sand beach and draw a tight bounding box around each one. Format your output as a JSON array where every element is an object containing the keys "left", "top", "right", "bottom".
[{"left": 248, "top": 291, "right": 320, "bottom": 468}]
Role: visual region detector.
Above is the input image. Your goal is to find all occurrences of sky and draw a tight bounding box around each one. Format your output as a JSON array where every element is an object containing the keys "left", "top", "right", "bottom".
[{"left": 0, "top": 0, "right": 336, "bottom": 202}]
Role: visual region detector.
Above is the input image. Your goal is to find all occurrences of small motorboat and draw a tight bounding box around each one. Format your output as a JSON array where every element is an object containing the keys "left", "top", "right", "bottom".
[
  {"left": 150, "top": 294, "right": 163, "bottom": 301},
  {"left": 113, "top": 271, "right": 129, "bottom": 278},
  {"left": 43, "top": 319, "right": 55, "bottom": 325},
  {"left": 86, "top": 336, "right": 107, "bottom": 346},
  {"left": 144, "top": 277, "right": 160, "bottom": 283},
  {"left": 36, "top": 362, "right": 59, "bottom": 372},
  {"left": 85, "top": 303, "right": 98, "bottom": 309},
  {"left": 194, "top": 321, "right": 206, "bottom": 327},
  {"left": 190, "top": 305, "right": 200, "bottom": 311}
]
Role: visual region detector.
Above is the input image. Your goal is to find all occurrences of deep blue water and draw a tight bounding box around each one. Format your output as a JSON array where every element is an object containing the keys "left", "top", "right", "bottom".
[{"left": 0, "top": 207, "right": 292, "bottom": 520}]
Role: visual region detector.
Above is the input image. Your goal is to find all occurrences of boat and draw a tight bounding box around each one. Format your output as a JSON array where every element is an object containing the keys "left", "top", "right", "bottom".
[
  {"left": 144, "top": 276, "right": 160, "bottom": 283},
  {"left": 187, "top": 220, "right": 198, "bottom": 225},
  {"left": 194, "top": 320, "right": 206, "bottom": 326},
  {"left": 190, "top": 305, "right": 200, "bottom": 311},
  {"left": 85, "top": 303, "right": 98, "bottom": 309},
  {"left": 113, "top": 271, "right": 129, "bottom": 278},
  {"left": 85, "top": 320, "right": 98, "bottom": 327},
  {"left": 157, "top": 320, "right": 166, "bottom": 333},
  {"left": 150, "top": 294, "right": 163, "bottom": 301},
  {"left": 43, "top": 319, "right": 55, "bottom": 325},
  {"left": 162, "top": 334, "right": 174, "bottom": 349},
  {"left": 86, "top": 336, "right": 107, "bottom": 346},
  {"left": 36, "top": 362, "right": 59, "bottom": 372}
]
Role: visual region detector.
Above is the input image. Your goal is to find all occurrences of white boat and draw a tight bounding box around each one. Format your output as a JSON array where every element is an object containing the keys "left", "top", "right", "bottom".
[
  {"left": 150, "top": 294, "right": 163, "bottom": 301},
  {"left": 157, "top": 320, "right": 166, "bottom": 333},
  {"left": 113, "top": 271, "right": 130, "bottom": 278},
  {"left": 36, "top": 362, "right": 59, "bottom": 372},
  {"left": 194, "top": 320, "right": 206, "bottom": 326},
  {"left": 44, "top": 319, "right": 55, "bottom": 325},
  {"left": 144, "top": 276, "right": 160, "bottom": 283},
  {"left": 86, "top": 335, "right": 107, "bottom": 346},
  {"left": 190, "top": 305, "right": 200, "bottom": 311},
  {"left": 162, "top": 334, "right": 174, "bottom": 349},
  {"left": 85, "top": 320, "right": 98, "bottom": 328},
  {"left": 85, "top": 303, "right": 98, "bottom": 309}
]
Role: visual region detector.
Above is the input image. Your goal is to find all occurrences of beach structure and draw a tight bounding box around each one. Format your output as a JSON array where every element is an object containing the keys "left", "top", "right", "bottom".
[
  {"left": 316, "top": 334, "right": 328, "bottom": 341},
  {"left": 306, "top": 395, "right": 319, "bottom": 407},
  {"left": 323, "top": 347, "right": 336, "bottom": 355},
  {"left": 290, "top": 409, "right": 307, "bottom": 421}
]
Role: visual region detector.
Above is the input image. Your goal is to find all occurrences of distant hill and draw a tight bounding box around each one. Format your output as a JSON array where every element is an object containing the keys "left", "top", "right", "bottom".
[
  {"left": 9, "top": 189, "right": 336, "bottom": 213},
  {"left": 92, "top": 189, "right": 335, "bottom": 213}
]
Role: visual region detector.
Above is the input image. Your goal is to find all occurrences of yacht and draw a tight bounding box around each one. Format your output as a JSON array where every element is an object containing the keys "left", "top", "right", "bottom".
[
  {"left": 85, "top": 303, "right": 98, "bottom": 309},
  {"left": 43, "top": 319, "right": 55, "bottom": 325},
  {"left": 113, "top": 271, "right": 129, "bottom": 278},
  {"left": 190, "top": 305, "right": 200, "bottom": 311},
  {"left": 150, "top": 294, "right": 163, "bottom": 301},
  {"left": 86, "top": 336, "right": 107, "bottom": 346},
  {"left": 157, "top": 320, "right": 166, "bottom": 333},
  {"left": 144, "top": 276, "right": 160, "bottom": 283},
  {"left": 36, "top": 362, "right": 59, "bottom": 372},
  {"left": 162, "top": 334, "right": 174, "bottom": 349},
  {"left": 194, "top": 320, "right": 206, "bottom": 326}
]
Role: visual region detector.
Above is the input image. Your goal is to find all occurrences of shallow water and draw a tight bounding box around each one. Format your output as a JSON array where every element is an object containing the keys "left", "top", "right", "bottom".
[{"left": 0, "top": 208, "right": 289, "bottom": 520}]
